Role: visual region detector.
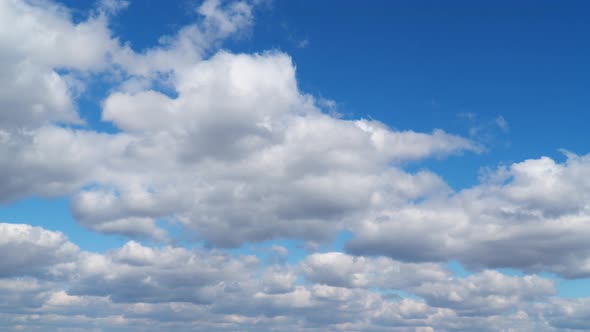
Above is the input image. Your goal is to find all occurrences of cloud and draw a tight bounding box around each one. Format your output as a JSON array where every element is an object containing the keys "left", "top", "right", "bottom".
[
  {"left": 347, "top": 152, "right": 590, "bottom": 277},
  {"left": 301, "top": 252, "right": 449, "bottom": 289},
  {"left": 111, "top": 0, "right": 257, "bottom": 77},
  {"left": 97, "top": 0, "right": 129, "bottom": 15},
  {"left": 0, "top": 221, "right": 583, "bottom": 331},
  {"left": 76, "top": 47, "right": 475, "bottom": 245},
  {"left": 538, "top": 298, "right": 590, "bottom": 331},
  {"left": 70, "top": 240, "right": 260, "bottom": 304},
  {"left": 495, "top": 115, "right": 509, "bottom": 132},
  {"left": 0, "top": 223, "right": 78, "bottom": 278},
  {"left": 3, "top": 1, "right": 590, "bottom": 331},
  {"left": 0, "top": 0, "right": 261, "bottom": 131},
  {"left": 0, "top": 126, "right": 131, "bottom": 202},
  {"left": 0, "top": 0, "right": 478, "bottom": 243},
  {"left": 413, "top": 270, "right": 555, "bottom": 316},
  {"left": 0, "top": 0, "right": 133, "bottom": 131}
]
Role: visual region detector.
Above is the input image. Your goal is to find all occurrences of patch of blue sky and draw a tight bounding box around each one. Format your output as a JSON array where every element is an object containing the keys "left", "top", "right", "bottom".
[
  {"left": 447, "top": 260, "right": 472, "bottom": 278},
  {"left": 556, "top": 277, "right": 590, "bottom": 298},
  {"left": 327, "top": 229, "right": 354, "bottom": 253},
  {"left": 0, "top": 196, "right": 126, "bottom": 252},
  {"left": 71, "top": 74, "right": 121, "bottom": 134}
]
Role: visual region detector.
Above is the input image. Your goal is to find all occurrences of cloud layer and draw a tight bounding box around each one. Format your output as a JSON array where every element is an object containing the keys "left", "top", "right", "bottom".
[
  {"left": 1, "top": 222, "right": 587, "bottom": 332},
  {"left": 1, "top": 0, "right": 589, "bottom": 331}
]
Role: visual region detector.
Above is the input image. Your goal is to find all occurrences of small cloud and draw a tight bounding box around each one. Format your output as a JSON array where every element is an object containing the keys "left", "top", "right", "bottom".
[
  {"left": 297, "top": 38, "right": 309, "bottom": 48},
  {"left": 495, "top": 115, "right": 509, "bottom": 132},
  {"left": 98, "top": 0, "right": 129, "bottom": 15},
  {"left": 280, "top": 21, "right": 309, "bottom": 49},
  {"left": 305, "top": 241, "right": 321, "bottom": 253},
  {"left": 457, "top": 112, "right": 476, "bottom": 121},
  {"left": 458, "top": 113, "right": 509, "bottom": 149},
  {"left": 266, "top": 245, "right": 289, "bottom": 265},
  {"left": 459, "top": 113, "right": 509, "bottom": 135},
  {"left": 271, "top": 245, "right": 288, "bottom": 257}
]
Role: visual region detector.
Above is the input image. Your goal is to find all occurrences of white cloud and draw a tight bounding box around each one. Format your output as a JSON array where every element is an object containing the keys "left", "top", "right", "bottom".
[
  {"left": 0, "top": 221, "right": 581, "bottom": 331},
  {"left": 0, "top": 223, "right": 78, "bottom": 278},
  {"left": 0, "top": 0, "right": 478, "bottom": 245},
  {"left": 70, "top": 241, "right": 260, "bottom": 304},
  {"left": 0, "top": 126, "right": 134, "bottom": 202},
  {"left": 0, "top": 0, "right": 119, "bottom": 129},
  {"left": 97, "top": 45, "right": 475, "bottom": 244},
  {"left": 347, "top": 152, "right": 590, "bottom": 277},
  {"left": 3, "top": 1, "right": 590, "bottom": 331},
  {"left": 111, "top": 0, "right": 256, "bottom": 77},
  {"left": 301, "top": 252, "right": 449, "bottom": 289},
  {"left": 413, "top": 270, "right": 555, "bottom": 315},
  {"left": 71, "top": 50, "right": 476, "bottom": 244},
  {"left": 0, "top": 0, "right": 259, "bottom": 130}
]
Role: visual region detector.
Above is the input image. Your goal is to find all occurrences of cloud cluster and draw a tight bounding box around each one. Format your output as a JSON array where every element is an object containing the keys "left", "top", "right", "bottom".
[
  {"left": 0, "top": 221, "right": 584, "bottom": 332},
  {"left": 1, "top": 0, "right": 590, "bottom": 330},
  {"left": 347, "top": 153, "right": 590, "bottom": 277},
  {"left": 0, "top": 0, "right": 477, "bottom": 246}
]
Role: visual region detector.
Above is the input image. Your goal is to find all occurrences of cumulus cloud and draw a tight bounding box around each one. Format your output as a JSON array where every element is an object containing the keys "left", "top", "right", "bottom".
[
  {"left": 301, "top": 252, "right": 449, "bottom": 289},
  {"left": 0, "top": 223, "right": 78, "bottom": 278},
  {"left": 111, "top": 0, "right": 256, "bottom": 76},
  {"left": 413, "top": 270, "right": 555, "bottom": 316},
  {"left": 0, "top": 126, "right": 132, "bottom": 202},
  {"left": 70, "top": 240, "right": 260, "bottom": 304},
  {"left": 0, "top": 0, "right": 478, "bottom": 243},
  {"left": 0, "top": 0, "right": 258, "bottom": 131},
  {"left": 347, "top": 152, "right": 590, "bottom": 277},
  {"left": 0, "top": 221, "right": 585, "bottom": 331},
  {"left": 79, "top": 48, "right": 476, "bottom": 244},
  {"left": 0, "top": 222, "right": 580, "bottom": 331},
  {"left": 0, "top": 0, "right": 119, "bottom": 130},
  {"left": 2, "top": 0, "right": 590, "bottom": 331}
]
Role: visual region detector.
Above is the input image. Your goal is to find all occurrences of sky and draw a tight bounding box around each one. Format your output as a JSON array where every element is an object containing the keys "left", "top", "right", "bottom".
[{"left": 1, "top": 0, "right": 590, "bottom": 331}]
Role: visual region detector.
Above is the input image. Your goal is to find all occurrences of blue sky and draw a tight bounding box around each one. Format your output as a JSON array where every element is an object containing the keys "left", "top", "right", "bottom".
[{"left": 1, "top": 0, "right": 590, "bottom": 331}]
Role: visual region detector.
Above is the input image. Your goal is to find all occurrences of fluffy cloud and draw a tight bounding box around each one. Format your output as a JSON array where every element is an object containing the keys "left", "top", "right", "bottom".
[
  {"left": 3, "top": 0, "right": 590, "bottom": 331},
  {"left": 0, "top": 223, "right": 78, "bottom": 278},
  {"left": 413, "top": 270, "right": 555, "bottom": 315},
  {"left": 75, "top": 50, "right": 475, "bottom": 244},
  {"left": 70, "top": 240, "right": 260, "bottom": 304},
  {"left": 0, "top": 221, "right": 580, "bottom": 332},
  {"left": 0, "top": 0, "right": 118, "bottom": 129},
  {"left": 538, "top": 298, "right": 590, "bottom": 331},
  {"left": 0, "top": 0, "right": 259, "bottom": 129},
  {"left": 347, "top": 152, "right": 590, "bottom": 278},
  {"left": 111, "top": 0, "right": 255, "bottom": 76},
  {"left": 0, "top": 0, "right": 256, "bottom": 131},
  {"left": 0, "top": 0, "right": 477, "bottom": 245},
  {"left": 301, "top": 252, "right": 449, "bottom": 289},
  {"left": 0, "top": 126, "right": 133, "bottom": 202}
]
